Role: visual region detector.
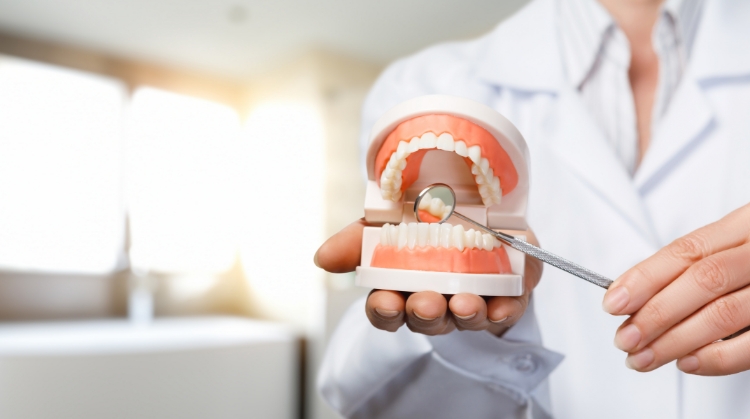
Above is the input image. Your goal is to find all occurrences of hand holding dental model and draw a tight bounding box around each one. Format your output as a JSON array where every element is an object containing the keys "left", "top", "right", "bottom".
[
  {"left": 317, "top": 95, "right": 608, "bottom": 336},
  {"left": 316, "top": 95, "right": 545, "bottom": 335}
]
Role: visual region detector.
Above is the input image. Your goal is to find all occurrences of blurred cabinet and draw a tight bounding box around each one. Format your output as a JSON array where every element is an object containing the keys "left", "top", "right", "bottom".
[{"left": 0, "top": 317, "right": 298, "bottom": 419}]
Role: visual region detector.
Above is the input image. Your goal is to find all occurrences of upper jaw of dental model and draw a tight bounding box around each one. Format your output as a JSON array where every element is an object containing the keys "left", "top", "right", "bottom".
[
  {"left": 380, "top": 222, "right": 502, "bottom": 252},
  {"left": 379, "top": 132, "right": 502, "bottom": 207}
]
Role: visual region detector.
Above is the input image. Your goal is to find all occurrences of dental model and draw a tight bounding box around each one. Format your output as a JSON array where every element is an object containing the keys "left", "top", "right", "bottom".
[{"left": 355, "top": 95, "right": 530, "bottom": 296}]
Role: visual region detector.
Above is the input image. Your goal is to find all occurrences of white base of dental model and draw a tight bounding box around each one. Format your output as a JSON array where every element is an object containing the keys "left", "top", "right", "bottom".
[{"left": 355, "top": 268, "right": 523, "bottom": 296}]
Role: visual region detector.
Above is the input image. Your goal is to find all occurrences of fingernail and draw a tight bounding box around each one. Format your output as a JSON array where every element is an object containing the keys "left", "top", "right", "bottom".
[
  {"left": 454, "top": 313, "right": 477, "bottom": 321},
  {"left": 375, "top": 308, "right": 399, "bottom": 318},
  {"left": 489, "top": 316, "right": 509, "bottom": 324},
  {"left": 614, "top": 324, "right": 642, "bottom": 352},
  {"left": 603, "top": 286, "right": 630, "bottom": 314},
  {"left": 625, "top": 348, "right": 654, "bottom": 370},
  {"left": 677, "top": 355, "right": 699, "bottom": 372},
  {"left": 313, "top": 251, "right": 321, "bottom": 268},
  {"left": 413, "top": 312, "right": 437, "bottom": 321}
]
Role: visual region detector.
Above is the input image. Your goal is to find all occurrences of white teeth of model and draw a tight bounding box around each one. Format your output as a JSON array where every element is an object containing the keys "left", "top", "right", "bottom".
[
  {"left": 479, "top": 157, "right": 490, "bottom": 174},
  {"left": 491, "top": 176, "right": 501, "bottom": 193},
  {"left": 395, "top": 141, "right": 409, "bottom": 160},
  {"left": 407, "top": 223, "right": 418, "bottom": 249},
  {"left": 437, "top": 133, "right": 455, "bottom": 151},
  {"left": 482, "top": 233, "right": 494, "bottom": 251},
  {"left": 452, "top": 224, "right": 465, "bottom": 251},
  {"left": 464, "top": 229, "right": 476, "bottom": 249},
  {"left": 442, "top": 206, "right": 452, "bottom": 220},
  {"left": 408, "top": 137, "right": 420, "bottom": 153},
  {"left": 380, "top": 223, "right": 391, "bottom": 245},
  {"left": 380, "top": 169, "right": 389, "bottom": 183},
  {"left": 454, "top": 141, "right": 468, "bottom": 157},
  {"left": 468, "top": 145, "right": 482, "bottom": 164},
  {"left": 439, "top": 223, "right": 452, "bottom": 248},
  {"left": 418, "top": 192, "right": 432, "bottom": 210},
  {"left": 428, "top": 223, "right": 440, "bottom": 247},
  {"left": 474, "top": 230, "right": 483, "bottom": 248},
  {"left": 381, "top": 223, "right": 503, "bottom": 250},
  {"left": 429, "top": 197, "right": 445, "bottom": 216},
  {"left": 481, "top": 195, "right": 491, "bottom": 207},
  {"left": 387, "top": 157, "right": 406, "bottom": 171},
  {"left": 417, "top": 223, "right": 429, "bottom": 247},
  {"left": 393, "top": 176, "right": 402, "bottom": 191},
  {"left": 420, "top": 132, "right": 437, "bottom": 149},
  {"left": 389, "top": 224, "right": 399, "bottom": 246},
  {"left": 381, "top": 134, "right": 505, "bottom": 205},
  {"left": 397, "top": 223, "right": 408, "bottom": 250},
  {"left": 470, "top": 163, "right": 502, "bottom": 206}
]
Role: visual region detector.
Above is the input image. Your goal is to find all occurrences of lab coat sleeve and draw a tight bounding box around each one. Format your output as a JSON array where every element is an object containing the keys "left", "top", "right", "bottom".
[{"left": 318, "top": 297, "right": 563, "bottom": 419}]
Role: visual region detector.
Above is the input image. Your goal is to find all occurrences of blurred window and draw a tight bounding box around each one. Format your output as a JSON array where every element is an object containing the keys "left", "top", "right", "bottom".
[
  {"left": 0, "top": 55, "right": 126, "bottom": 274},
  {"left": 126, "top": 87, "right": 241, "bottom": 274},
  {"left": 240, "top": 102, "right": 326, "bottom": 321}
]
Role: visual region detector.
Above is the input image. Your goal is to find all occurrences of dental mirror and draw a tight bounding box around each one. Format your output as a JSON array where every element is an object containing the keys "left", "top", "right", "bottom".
[
  {"left": 414, "top": 183, "right": 614, "bottom": 289},
  {"left": 414, "top": 183, "right": 456, "bottom": 223}
]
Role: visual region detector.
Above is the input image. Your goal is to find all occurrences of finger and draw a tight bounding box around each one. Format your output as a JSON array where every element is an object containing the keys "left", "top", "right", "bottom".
[
  {"left": 448, "top": 293, "right": 490, "bottom": 331},
  {"left": 314, "top": 218, "right": 367, "bottom": 273},
  {"left": 405, "top": 291, "right": 454, "bottom": 336},
  {"left": 604, "top": 206, "right": 750, "bottom": 315},
  {"left": 365, "top": 290, "right": 406, "bottom": 332},
  {"left": 676, "top": 328, "right": 750, "bottom": 376},
  {"left": 624, "top": 285, "right": 750, "bottom": 372},
  {"left": 615, "top": 242, "right": 750, "bottom": 353},
  {"left": 486, "top": 295, "right": 527, "bottom": 336}
]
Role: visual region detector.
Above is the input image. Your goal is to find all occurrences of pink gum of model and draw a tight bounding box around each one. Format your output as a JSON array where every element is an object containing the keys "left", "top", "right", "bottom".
[{"left": 355, "top": 95, "right": 530, "bottom": 296}]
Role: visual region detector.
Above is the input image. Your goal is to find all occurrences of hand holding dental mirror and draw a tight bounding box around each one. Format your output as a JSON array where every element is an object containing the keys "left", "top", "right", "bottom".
[{"left": 415, "top": 184, "right": 614, "bottom": 289}]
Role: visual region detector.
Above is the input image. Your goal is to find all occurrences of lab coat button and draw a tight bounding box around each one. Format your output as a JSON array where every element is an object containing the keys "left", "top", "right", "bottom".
[{"left": 511, "top": 354, "right": 538, "bottom": 374}]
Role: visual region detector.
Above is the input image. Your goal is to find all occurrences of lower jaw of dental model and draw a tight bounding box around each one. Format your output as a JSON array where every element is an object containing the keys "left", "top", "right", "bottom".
[
  {"left": 370, "top": 223, "right": 512, "bottom": 274},
  {"left": 375, "top": 114, "right": 519, "bottom": 207}
]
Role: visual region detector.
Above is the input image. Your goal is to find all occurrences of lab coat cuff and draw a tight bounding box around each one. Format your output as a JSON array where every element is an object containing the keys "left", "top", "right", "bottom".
[{"left": 428, "top": 329, "right": 563, "bottom": 396}]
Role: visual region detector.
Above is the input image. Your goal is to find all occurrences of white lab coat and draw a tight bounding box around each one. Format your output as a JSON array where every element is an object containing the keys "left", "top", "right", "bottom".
[{"left": 318, "top": 0, "right": 750, "bottom": 418}]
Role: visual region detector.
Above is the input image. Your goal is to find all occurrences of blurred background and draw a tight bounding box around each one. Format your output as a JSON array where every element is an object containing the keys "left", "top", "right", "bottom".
[{"left": 0, "top": 0, "right": 528, "bottom": 417}]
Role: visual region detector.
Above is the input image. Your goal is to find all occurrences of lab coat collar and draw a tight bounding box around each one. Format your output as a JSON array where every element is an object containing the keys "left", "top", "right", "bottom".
[
  {"left": 474, "top": 0, "right": 747, "bottom": 245},
  {"left": 550, "top": 87, "right": 658, "bottom": 243},
  {"left": 634, "top": 68, "right": 714, "bottom": 195},
  {"left": 690, "top": 0, "right": 750, "bottom": 81},
  {"left": 635, "top": 0, "right": 749, "bottom": 193},
  {"left": 476, "top": 0, "right": 750, "bottom": 90},
  {"left": 477, "top": 0, "right": 658, "bottom": 242}
]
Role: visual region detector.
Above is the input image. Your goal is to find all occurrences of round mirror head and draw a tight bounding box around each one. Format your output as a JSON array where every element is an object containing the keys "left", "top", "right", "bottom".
[{"left": 414, "top": 184, "right": 457, "bottom": 223}]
